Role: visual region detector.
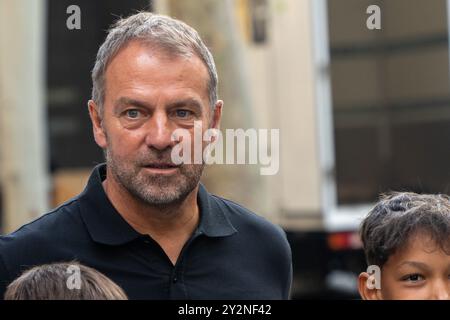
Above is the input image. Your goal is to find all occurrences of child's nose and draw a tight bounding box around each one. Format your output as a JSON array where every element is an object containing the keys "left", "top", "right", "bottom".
[{"left": 430, "top": 281, "right": 450, "bottom": 300}]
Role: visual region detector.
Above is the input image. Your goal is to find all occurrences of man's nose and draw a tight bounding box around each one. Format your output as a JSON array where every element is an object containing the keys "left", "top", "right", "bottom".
[{"left": 144, "top": 111, "right": 176, "bottom": 150}]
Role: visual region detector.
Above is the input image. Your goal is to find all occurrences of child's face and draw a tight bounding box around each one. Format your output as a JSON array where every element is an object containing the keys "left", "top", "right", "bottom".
[{"left": 359, "top": 232, "right": 450, "bottom": 300}]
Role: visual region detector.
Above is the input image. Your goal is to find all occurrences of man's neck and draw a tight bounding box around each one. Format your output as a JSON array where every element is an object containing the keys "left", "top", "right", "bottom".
[{"left": 101, "top": 169, "right": 200, "bottom": 264}]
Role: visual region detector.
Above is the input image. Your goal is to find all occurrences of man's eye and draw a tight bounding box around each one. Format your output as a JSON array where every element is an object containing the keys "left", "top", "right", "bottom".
[
  {"left": 125, "top": 109, "right": 141, "bottom": 118},
  {"left": 402, "top": 274, "right": 424, "bottom": 282},
  {"left": 175, "top": 110, "right": 192, "bottom": 118}
]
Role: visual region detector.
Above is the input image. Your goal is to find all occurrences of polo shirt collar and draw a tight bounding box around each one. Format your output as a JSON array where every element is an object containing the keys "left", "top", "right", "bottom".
[
  {"left": 79, "top": 164, "right": 141, "bottom": 245},
  {"left": 196, "top": 183, "right": 237, "bottom": 237},
  {"left": 79, "top": 164, "right": 236, "bottom": 246}
]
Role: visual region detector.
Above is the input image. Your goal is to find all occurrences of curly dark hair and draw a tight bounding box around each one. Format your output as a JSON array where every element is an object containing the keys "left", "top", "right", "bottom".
[{"left": 360, "top": 192, "right": 450, "bottom": 268}]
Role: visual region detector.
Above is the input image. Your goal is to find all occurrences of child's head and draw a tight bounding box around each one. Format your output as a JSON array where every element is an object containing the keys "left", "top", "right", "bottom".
[
  {"left": 358, "top": 192, "right": 450, "bottom": 300},
  {"left": 4, "top": 262, "right": 128, "bottom": 300}
]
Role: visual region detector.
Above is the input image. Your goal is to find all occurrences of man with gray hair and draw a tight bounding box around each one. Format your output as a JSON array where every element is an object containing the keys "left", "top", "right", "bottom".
[{"left": 0, "top": 12, "right": 292, "bottom": 299}]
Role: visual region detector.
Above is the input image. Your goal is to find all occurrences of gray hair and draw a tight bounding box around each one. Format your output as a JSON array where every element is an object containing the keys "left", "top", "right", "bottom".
[{"left": 91, "top": 12, "right": 218, "bottom": 114}]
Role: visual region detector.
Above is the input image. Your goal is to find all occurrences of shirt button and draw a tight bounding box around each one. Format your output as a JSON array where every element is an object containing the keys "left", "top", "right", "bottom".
[{"left": 173, "top": 277, "right": 178, "bottom": 283}]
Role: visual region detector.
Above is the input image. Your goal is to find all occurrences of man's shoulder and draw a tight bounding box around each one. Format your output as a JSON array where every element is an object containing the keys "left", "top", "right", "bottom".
[
  {"left": 210, "top": 194, "right": 288, "bottom": 243},
  {"left": 0, "top": 196, "right": 86, "bottom": 293},
  {"left": 0, "top": 197, "right": 83, "bottom": 258},
  {"left": 209, "top": 194, "right": 292, "bottom": 286},
  {"left": 3, "top": 196, "right": 81, "bottom": 233}
]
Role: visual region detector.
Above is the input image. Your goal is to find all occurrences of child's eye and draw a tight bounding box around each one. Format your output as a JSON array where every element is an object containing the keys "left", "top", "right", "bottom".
[{"left": 401, "top": 274, "right": 424, "bottom": 282}]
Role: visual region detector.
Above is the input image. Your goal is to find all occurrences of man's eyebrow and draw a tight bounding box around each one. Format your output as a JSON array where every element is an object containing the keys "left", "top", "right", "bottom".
[
  {"left": 114, "top": 97, "right": 152, "bottom": 112},
  {"left": 113, "top": 97, "right": 205, "bottom": 113},
  {"left": 398, "top": 261, "right": 432, "bottom": 271},
  {"left": 167, "top": 98, "right": 203, "bottom": 111}
]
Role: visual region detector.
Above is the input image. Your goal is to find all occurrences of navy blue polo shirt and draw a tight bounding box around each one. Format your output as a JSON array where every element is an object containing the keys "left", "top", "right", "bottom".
[{"left": 0, "top": 164, "right": 292, "bottom": 299}]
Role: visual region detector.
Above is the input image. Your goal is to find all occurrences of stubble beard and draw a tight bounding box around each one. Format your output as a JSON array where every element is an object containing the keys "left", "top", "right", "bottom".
[{"left": 105, "top": 146, "right": 204, "bottom": 208}]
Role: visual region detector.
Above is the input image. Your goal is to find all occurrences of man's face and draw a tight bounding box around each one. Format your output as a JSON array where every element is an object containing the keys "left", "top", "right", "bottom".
[{"left": 89, "top": 40, "right": 221, "bottom": 206}]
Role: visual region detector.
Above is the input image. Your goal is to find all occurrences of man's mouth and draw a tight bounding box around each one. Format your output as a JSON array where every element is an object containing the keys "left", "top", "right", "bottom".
[
  {"left": 144, "top": 163, "right": 180, "bottom": 169},
  {"left": 142, "top": 163, "right": 181, "bottom": 174}
]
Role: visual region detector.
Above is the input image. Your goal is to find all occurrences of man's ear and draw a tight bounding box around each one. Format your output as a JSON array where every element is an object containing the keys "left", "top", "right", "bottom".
[
  {"left": 358, "top": 272, "right": 382, "bottom": 300},
  {"left": 88, "top": 100, "right": 107, "bottom": 149},
  {"left": 210, "top": 100, "right": 223, "bottom": 130}
]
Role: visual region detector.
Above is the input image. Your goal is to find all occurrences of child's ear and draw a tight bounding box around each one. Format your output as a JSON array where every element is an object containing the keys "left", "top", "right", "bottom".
[{"left": 358, "top": 272, "right": 382, "bottom": 300}]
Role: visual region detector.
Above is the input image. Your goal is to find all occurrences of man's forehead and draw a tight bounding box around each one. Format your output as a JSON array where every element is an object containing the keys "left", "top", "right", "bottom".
[
  {"left": 104, "top": 43, "right": 210, "bottom": 107},
  {"left": 107, "top": 40, "right": 206, "bottom": 76},
  {"left": 103, "top": 41, "right": 210, "bottom": 104}
]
